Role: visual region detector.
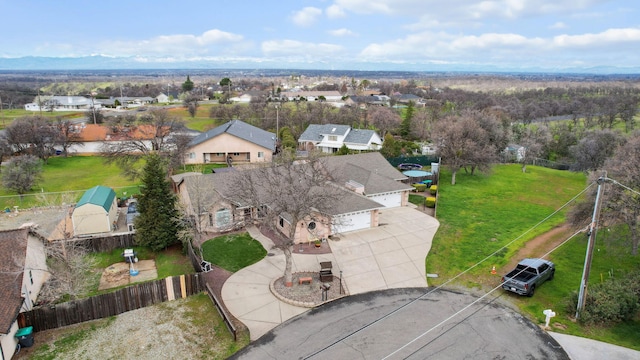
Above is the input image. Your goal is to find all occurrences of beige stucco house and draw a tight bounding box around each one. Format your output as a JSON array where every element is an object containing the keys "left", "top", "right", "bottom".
[
  {"left": 72, "top": 186, "right": 118, "bottom": 236},
  {"left": 185, "top": 120, "right": 276, "bottom": 165},
  {"left": 173, "top": 152, "right": 412, "bottom": 241},
  {"left": 0, "top": 227, "right": 48, "bottom": 359}
]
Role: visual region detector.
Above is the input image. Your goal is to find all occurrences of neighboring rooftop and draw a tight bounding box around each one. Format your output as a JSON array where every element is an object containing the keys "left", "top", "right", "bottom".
[{"left": 188, "top": 119, "right": 276, "bottom": 151}]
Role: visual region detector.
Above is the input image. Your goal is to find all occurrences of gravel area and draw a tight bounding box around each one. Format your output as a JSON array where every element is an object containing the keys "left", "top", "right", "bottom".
[
  {"left": 14, "top": 294, "right": 242, "bottom": 360},
  {"left": 272, "top": 271, "right": 346, "bottom": 306}
]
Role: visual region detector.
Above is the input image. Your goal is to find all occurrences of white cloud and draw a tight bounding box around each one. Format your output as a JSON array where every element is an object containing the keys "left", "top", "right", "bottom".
[
  {"left": 550, "top": 22, "right": 568, "bottom": 29},
  {"left": 262, "top": 39, "right": 344, "bottom": 57},
  {"left": 358, "top": 26, "right": 640, "bottom": 66},
  {"left": 328, "top": 28, "right": 357, "bottom": 37},
  {"left": 291, "top": 7, "right": 323, "bottom": 27},
  {"left": 326, "top": 4, "right": 346, "bottom": 18},
  {"left": 553, "top": 28, "right": 640, "bottom": 47},
  {"left": 100, "top": 29, "right": 246, "bottom": 57}
]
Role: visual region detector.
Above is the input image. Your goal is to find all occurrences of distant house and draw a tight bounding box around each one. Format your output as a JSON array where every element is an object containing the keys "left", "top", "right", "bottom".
[
  {"left": 395, "top": 93, "right": 424, "bottom": 105},
  {"left": 185, "top": 120, "right": 276, "bottom": 164},
  {"left": 298, "top": 124, "right": 382, "bottom": 153},
  {"left": 504, "top": 144, "right": 526, "bottom": 162},
  {"left": 229, "top": 90, "right": 267, "bottom": 103},
  {"left": 0, "top": 227, "right": 48, "bottom": 359},
  {"left": 72, "top": 185, "right": 118, "bottom": 236},
  {"left": 280, "top": 91, "right": 343, "bottom": 103},
  {"left": 24, "top": 96, "right": 100, "bottom": 112}
]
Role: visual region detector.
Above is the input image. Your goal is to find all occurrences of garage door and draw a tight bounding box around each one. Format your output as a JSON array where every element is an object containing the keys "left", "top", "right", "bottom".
[
  {"left": 368, "top": 192, "right": 402, "bottom": 208},
  {"left": 333, "top": 211, "right": 371, "bottom": 234}
]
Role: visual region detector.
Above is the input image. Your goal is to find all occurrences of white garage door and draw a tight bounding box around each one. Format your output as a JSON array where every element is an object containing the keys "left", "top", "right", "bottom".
[
  {"left": 333, "top": 211, "right": 371, "bottom": 234},
  {"left": 368, "top": 192, "right": 402, "bottom": 208}
]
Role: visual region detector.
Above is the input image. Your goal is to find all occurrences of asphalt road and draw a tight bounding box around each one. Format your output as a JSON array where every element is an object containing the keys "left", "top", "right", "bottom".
[{"left": 230, "top": 287, "right": 569, "bottom": 360}]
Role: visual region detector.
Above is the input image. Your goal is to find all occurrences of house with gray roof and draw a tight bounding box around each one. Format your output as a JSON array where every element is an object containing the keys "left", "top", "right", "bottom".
[
  {"left": 0, "top": 227, "right": 48, "bottom": 358},
  {"left": 185, "top": 119, "right": 276, "bottom": 165},
  {"left": 173, "top": 152, "right": 412, "bottom": 236},
  {"left": 72, "top": 185, "right": 118, "bottom": 236},
  {"left": 298, "top": 124, "right": 383, "bottom": 153}
]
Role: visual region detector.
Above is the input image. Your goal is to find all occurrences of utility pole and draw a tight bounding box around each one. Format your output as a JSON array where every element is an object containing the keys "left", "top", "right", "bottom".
[{"left": 575, "top": 176, "right": 606, "bottom": 318}]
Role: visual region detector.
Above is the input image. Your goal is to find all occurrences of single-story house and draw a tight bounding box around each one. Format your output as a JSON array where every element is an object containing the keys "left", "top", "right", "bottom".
[
  {"left": 173, "top": 152, "right": 412, "bottom": 239},
  {"left": 298, "top": 124, "right": 383, "bottom": 153},
  {"left": 504, "top": 144, "right": 526, "bottom": 162},
  {"left": 0, "top": 227, "right": 48, "bottom": 359},
  {"left": 72, "top": 185, "right": 118, "bottom": 236},
  {"left": 24, "top": 96, "right": 100, "bottom": 112},
  {"left": 184, "top": 119, "right": 276, "bottom": 165}
]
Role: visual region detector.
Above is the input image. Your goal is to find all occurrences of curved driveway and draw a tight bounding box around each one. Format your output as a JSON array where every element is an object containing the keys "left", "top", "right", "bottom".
[{"left": 221, "top": 206, "right": 439, "bottom": 340}]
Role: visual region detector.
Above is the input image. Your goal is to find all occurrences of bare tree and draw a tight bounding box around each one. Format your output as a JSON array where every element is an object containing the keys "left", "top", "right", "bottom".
[
  {"left": 228, "top": 151, "right": 345, "bottom": 286},
  {"left": 368, "top": 106, "right": 401, "bottom": 138},
  {"left": 4, "top": 116, "right": 59, "bottom": 163},
  {"left": 39, "top": 240, "right": 98, "bottom": 303},
  {"left": 515, "top": 125, "right": 550, "bottom": 173},
  {"left": 433, "top": 113, "right": 491, "bottom": 185},
  {"left": 54, "top": 118, "right": 83, "bottom": 157},
  {"left": 569, "top": 129, "right": 623, "bottom": 172},
  {"left": 601, "top": 132, "right": 640, "bottom": 255},
  {"left": 101, "top": 108, "right": 186, "bottom": 179},
  {"left": 1, "top": 155, "right": 43, "bottom": 196}
]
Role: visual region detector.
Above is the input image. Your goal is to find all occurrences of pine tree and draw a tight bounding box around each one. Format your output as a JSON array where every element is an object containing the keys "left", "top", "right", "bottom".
[
  {"left": 400, "top": 101, "right": 415, "bottom": 139},
  {"left": 182, "top": 75, "right": 194, "bottom": 93},
  {"left": 135, "top": 153, "right": 182, "bottom": 251}
]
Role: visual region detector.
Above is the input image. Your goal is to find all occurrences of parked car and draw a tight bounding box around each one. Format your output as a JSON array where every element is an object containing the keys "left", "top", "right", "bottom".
[{"left": 501, "top": 258, "right": 555, "bottom": 297}]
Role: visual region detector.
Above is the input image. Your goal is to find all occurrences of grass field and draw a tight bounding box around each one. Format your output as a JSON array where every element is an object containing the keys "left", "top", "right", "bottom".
[
  {"left": 0, "top": 156, "right": 141, "bottom": 209},
  {"left": 201, "top": 232, "right": 267, "bottom": 272},
  {"left": 427, "top": 164, "right": 640, "bottom": 350}
]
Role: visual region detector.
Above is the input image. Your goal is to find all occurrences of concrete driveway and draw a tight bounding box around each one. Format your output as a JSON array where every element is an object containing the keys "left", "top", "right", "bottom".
[{"left": 221, "top": 206, "right": 439, "bottom": 340}]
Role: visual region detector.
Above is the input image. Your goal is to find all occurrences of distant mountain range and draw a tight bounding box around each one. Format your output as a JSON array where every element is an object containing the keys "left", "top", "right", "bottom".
[{"left": 1, "top": 55, "right": 640, "bottom": 75}]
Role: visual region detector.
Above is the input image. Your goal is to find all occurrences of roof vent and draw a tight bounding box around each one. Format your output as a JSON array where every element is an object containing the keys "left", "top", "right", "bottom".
[{"left": 345, "top": 180, "right": 364, "bottom": 194}]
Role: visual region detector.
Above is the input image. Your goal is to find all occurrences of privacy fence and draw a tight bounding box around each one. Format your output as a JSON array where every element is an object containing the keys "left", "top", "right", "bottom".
[{"left": 18, "top": 273, "right": 205, "bottom": 332}]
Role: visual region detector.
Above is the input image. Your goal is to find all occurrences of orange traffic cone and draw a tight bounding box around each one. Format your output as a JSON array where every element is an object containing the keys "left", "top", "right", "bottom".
[{"left": 491, "top": 265, "right": 497, "bottom": 275}]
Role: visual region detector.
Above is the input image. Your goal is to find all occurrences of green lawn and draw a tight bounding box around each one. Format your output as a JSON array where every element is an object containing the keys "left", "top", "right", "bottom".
[
  {"left": 0, "top": 109, "right": 84, "bottom": 129},
  {"left": 427, "top": 164, "right": 640, "bottom": 350},
  {"left": 427, "top": 164, "right": 587, "bottom": 279},
  {"left": 168, "top": 104, "right": 219, "bottom": 131},
  {"left": 1, "top": 156, "right": 140, "bottom": 209},
  {"left": 201, "top": 232, "right": 267, "bottom": 272}
]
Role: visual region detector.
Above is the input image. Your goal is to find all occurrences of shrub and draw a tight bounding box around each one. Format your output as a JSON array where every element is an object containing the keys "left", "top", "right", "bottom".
[
  {"left": 412, "top": 183, "right": 427, "bottom": 192},
  {"left": 425, "top": 197, "right": 436, "bottom": 208},
  {"left": 429, "top": 185, "right": 438, "bottom": 195},
  {"left": 568, "top": 270, "right": 640, "bottom": 325}
]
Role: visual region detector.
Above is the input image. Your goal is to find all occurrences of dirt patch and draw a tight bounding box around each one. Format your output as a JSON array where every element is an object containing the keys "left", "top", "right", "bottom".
[
  {"left": 504, "top": 224, "right": 575, "bottom": 271},
  {"left": 98, "top": 260, "right": 158, "bottom": 290}
]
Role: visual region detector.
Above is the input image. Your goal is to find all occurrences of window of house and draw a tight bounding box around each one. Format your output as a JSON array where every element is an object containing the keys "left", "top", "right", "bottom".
[
  {"left": 189, "top": 152, "right": 195, "bottom": 159},
  {"left": 246, "top": 153, "right": 250, "bottom": 160},
  {"left": 29, "top": 270, "right": 33, "bottom": 285},
  {"left": 279, "top": 217, "right": 284, "bottom": 228},
  {"left": 209, "top": 213, "right": 214, "bottom": 226},
  {"left": 216, "top": 208, "right": 232, "bottom": 227},
  {"left": 257, "top": 205, "right": 267, "bottom": 218},
  {"left": 258, "top": 152, "right": 264, "bottom": 158},
  {"left": 328, "top": 135, "right": 338, "bottom": 141},
  {"left": 308, "top": 221, "right": 316, "bottom": 230}
]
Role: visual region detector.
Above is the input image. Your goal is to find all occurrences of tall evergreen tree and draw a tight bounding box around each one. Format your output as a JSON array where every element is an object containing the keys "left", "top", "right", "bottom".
[
  {"left": 400, "top": 101, "right": 415, "bottom": 139},
  {"left": 135, "top": 153, "right": 182, "bottom": 251},
  {"left": 182, "top": 75, "right": 194, "bottom": 93}
]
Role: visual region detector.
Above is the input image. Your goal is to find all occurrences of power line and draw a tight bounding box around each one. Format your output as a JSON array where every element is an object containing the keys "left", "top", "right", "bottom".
[{"left": 303, "top": 182, "right": 595, "bottom": 359}]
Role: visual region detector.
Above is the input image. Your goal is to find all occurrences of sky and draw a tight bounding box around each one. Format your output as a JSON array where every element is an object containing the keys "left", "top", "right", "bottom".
[{"left": 1, "top": 0, "right": 639, "bottom": 72}]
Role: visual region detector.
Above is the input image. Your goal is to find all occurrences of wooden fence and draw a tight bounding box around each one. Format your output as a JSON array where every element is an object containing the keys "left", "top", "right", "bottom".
[
  {"left": 65, "top": 233, "right": 137, "bottom": 252},
  {"left": 18, "top": 273, "right": 204, "bottom": 332},
  {"left": 204, "top": 283, "right": 237, "bottom": 342}
]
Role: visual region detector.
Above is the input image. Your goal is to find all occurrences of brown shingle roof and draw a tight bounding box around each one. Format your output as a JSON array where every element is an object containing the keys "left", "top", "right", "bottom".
[{"left": 0, "top": 228, "right": 28, "bottom": 334}]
